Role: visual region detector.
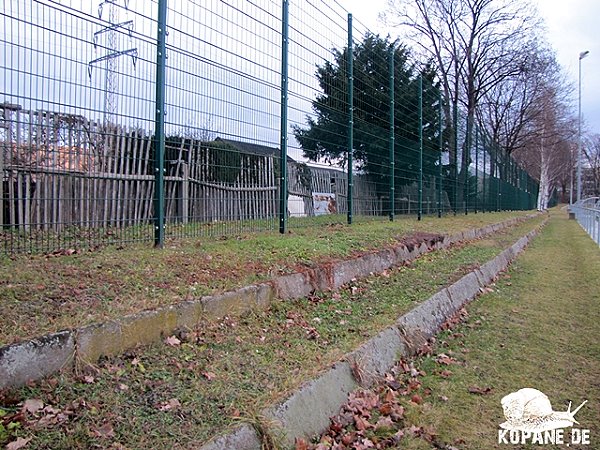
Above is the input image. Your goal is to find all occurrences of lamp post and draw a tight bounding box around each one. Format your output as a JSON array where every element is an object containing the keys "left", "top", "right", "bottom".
[{"left": 577, "top": 50, "right": 589, "bottom": 203}]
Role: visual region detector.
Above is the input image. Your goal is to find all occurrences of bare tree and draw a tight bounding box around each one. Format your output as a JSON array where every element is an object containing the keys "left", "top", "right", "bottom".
[
  {"left": 383, "top": 0, "right": 542, "bottom": 206},
  {"left": 556, "top": 142, "right": 577, "bottom": 204},
  {"left": 511, "top": 65, "right": 576, "bottom": 210},
  {"left": 179, "top": 116, "right": 217, "bottom": 142},
  {"left": 477, "top": 41, "right": 556, "bottom": 156},
  {"left": 481, "top": 44, "right": 578, "bottom": 207},
  {"left": 583, "top": 135, "right": 600, "bottom": 196}
]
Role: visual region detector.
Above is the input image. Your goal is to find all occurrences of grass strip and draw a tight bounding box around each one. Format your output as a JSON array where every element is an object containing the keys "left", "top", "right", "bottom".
[
  {"left": 307, "top": 210, "right": 598, "bottom": 450},
  {"left": 0, "top": 216, "right": 545, "bottom": 449},
  {"left": 0, "top": 211, "right": 537, "bottom": 347}
]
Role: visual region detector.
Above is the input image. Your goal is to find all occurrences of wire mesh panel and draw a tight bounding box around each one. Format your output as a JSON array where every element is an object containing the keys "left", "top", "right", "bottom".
[
  {"left": 162, "top": 0, "right": 282, "bottom": 238},
  {"left": 420, "top": 75, "right": 446, "bottom": 216},
  {"left": 1, "top": 0, "right": 158, "bottom": 253},
  {"left": 286, "top": 1, "right": 352, "bottom": 225},
  {"left": 1, "top": 0, "right": 539, "bottom": 254}
]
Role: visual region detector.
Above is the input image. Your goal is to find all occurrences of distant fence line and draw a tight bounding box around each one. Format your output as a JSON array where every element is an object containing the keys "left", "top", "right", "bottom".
[
  {"left": 1, "top": 0, "right": 537, "bottom": 254},
  {"left": 571, "top": 198, "right": 600, "bottom": 245}
]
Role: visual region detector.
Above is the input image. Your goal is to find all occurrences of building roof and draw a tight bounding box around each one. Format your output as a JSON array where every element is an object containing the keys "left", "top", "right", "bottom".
[
  {"left": 215, "top": 137, "right": 296, "bottom": 162},
  {"left": 307, "top": 164, "right": 347, "bottom": 176}
]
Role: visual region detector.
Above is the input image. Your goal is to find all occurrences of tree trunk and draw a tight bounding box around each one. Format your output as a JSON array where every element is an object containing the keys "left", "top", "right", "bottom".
[{"left": 537, "top": 125, "right": 549, "bottom": 211}]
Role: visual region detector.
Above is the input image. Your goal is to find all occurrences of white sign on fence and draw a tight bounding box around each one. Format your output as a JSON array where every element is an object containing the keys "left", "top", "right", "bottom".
[{"left": 313, "top": 192, "right": 336, "bottom": 215}]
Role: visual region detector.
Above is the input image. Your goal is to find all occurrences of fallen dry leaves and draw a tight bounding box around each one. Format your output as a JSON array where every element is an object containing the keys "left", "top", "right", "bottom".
[
  {"left": 21, "top": 399, "right": 43, "bottom": 415},
  {"left": 300, "top": 357, "right": 442, "bottom": 449},
  {"left": 440, "top": 308, "right": 469, "bottom": 331},
  {"left": 202, "top": 371, "right": 217, "bottom": 381},
  {"left": 5, "top": 437, "right": 32, "bottom": 450},
  {"left": 19, "top": 398, "right": 80, "bottom": 431},
  {"left": 468, "top": 386, "right": 493, "bottom": 395},
  {"left": 300, "top": 297, "right": 475, "bottom": 449},
  {"left": 1, "top": 395, "right": 93, "bottom": 448},
  {"left": 435, "top": 353, "right": 460, "bottom": 366},
  {"left": 91, "top": 422, "right": 115, "bottom": 439},
  {"left": 157, "top": 398, "right": 181, "bottom": 412},
  {"left": 164, "top": 335, "right": 181, "bottom": 347}
]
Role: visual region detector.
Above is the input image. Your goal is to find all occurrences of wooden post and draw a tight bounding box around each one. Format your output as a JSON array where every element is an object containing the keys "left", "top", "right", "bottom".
[{"left": 181, "top": 162, "right": 189, "bottom": 224}]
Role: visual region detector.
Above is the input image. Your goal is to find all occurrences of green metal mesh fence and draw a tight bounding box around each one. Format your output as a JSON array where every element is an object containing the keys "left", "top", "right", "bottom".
[{"left": 1, "top": 0, "right": 538, "bottom": 254}]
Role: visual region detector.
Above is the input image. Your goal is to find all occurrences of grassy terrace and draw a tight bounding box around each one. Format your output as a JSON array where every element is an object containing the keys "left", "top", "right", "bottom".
[
  {"left": 306, "top": 210, "right": 600, "bottom": 449},
  {"left": 0, "top": 213, "right": 545, "bottom": 449},
  {"left": 0, "top": 211, "right": 538, "bottom": 346}
]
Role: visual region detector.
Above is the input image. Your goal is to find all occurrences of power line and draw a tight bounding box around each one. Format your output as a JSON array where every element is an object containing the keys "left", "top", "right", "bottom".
[{"left": 88, "top": 0, "right": 138, "bottom": 126}]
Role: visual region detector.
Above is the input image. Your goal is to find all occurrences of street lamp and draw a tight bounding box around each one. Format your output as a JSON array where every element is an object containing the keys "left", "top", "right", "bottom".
[{"left": 577, "top": 50, "right": 589, "bottom": 203}]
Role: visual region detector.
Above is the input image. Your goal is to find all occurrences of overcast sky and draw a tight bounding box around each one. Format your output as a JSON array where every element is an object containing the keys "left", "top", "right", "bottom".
[
  {"left": 339, "top": 0, "right": 600, "bottom": 136},
  {"left": 3, "top": 0, "right": 597, "bottom": 155}
]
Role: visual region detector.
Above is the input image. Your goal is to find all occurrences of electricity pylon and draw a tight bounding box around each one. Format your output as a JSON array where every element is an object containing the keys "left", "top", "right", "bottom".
[{"left": 88, "top": 0, "right": 137, "bottom": 126}]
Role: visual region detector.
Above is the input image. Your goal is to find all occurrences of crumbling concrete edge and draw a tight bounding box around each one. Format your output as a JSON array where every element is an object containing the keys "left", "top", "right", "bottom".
[
  {"left": 0, "top": 213, "right": 542, "bottom": 390},
  {"left": 0, "top": 283, "right": 274, "bottom": 389},
  {"left": 199, "top": 217, "right": 547, "bottom": 449},
  {"left": 272, "top": 213, "right": 538, "bottom": 299}
]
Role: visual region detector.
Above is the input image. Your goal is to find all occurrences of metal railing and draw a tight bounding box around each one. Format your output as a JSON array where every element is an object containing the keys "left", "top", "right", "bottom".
[{"left": 571, "top": 198, "right": 600, "bottom": 245}]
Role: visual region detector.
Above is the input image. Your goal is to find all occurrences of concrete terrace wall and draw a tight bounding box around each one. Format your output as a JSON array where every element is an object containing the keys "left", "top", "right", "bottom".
[
  {"left": 0, "top": 214, "right": 541, "bottom": 390},
  {"left": 200, "top": 220, "right": 546, "bottom": 449}
]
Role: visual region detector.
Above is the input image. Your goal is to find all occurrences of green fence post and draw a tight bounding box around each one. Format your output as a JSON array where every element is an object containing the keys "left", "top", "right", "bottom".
[
  {"left": 513, "top": 161, "right": 518, "bottom": 209},
  {"left": 525, "top": 173, "right": 528, "bottom": 209},
  {"left": 418, "top": 75, "right": 423, "bottom": 221},
  {"left": 507, "top": 158, "right": 511, "bottom": 209},
  {"left": 153, "top": 0, "right": 167, "bottom": 248},
  {"left": 438, "top": 90, "right": 443, "bottom": 218},
  {"left": 482, "top": 137, "right": 487, "bottom": 213},
  {"left": 453, "top": 102, "right": 458, "bottom": 215},
  {"left": 474, "top": 124, "right": 478, "bottom": 213},
  {"left": 496, "top": 148, "right": 501, "bottom": 211},
  {"left": 347, "top": 13, "right": 354, "bottom": 225},
  {"left": 464, "top": 116, "right": 470, "bottom": 216},
  {"left": 525, "top": 172, "right": 528, "bottom": 210},
  {"left": 516, "top": 169, "right": 520, "bottom": 210},
  {"left": 521, "top": 169, "right": 530, "bottom": 209},
  {"left": 508, "top": 161, "right": 512, "bottom": 209},
  {"left": 519, "top": 172, "right": 523, "bottom": 210},
  {"left": 388, "top": 45, "right": 395, "bottom": 221},
  {"left": 511, "top": 159, "right": 515, "bottom": 209},
  {"left": 519, "top": 168, "right": 528, "bottom": 210},
  {"left": 508, "top": 155, "right": 512, "bottom": 208},
  {"left": 279, "top": 0, "right": 289, "bottom": 234},
  {"left": 505, "top": 152, "right": 510, "bottom": 209}
]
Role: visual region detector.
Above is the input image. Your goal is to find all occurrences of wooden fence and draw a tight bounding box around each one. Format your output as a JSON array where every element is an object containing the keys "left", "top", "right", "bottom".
[{"left": 1, "top": 107, "right": 388, "bottom": 232}]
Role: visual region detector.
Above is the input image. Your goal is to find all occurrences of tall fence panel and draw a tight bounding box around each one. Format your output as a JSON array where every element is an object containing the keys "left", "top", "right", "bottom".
[
  {"left": 1, "top": 0, "right": 538, "bottom": 254},
  {"left": 2, "top": 0, "right": 159, "bottom": 253},
  {"left": 572, "top": 198, "right": 600, "bottom": 245}
]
